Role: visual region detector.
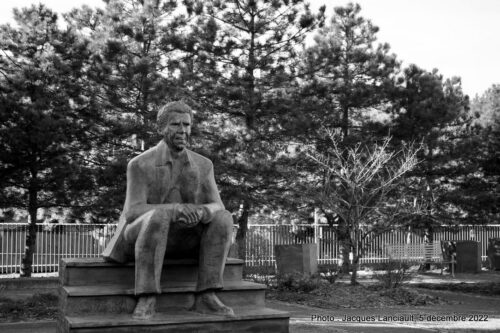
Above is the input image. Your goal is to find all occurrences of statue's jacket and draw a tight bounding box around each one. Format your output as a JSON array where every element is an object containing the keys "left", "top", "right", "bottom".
[{"left": 102, "top": 140, "right": 224, "bottom": 263}]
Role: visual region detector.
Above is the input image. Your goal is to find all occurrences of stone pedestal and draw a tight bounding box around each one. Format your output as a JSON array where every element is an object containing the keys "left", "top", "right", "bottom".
[
  {"left": 57, "top": 258, "right": 289, "bottom": 333},
  {"left": 274, "top": 244, "right": 318, "bottom": 276},
  {"left": 456, "top": 241, "right": 481, "bottom": 273}
]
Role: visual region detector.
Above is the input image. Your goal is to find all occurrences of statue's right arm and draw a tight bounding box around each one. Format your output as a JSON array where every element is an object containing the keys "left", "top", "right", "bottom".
[{"left": 122, "top": 160, "right": 176, "bottom": 223}]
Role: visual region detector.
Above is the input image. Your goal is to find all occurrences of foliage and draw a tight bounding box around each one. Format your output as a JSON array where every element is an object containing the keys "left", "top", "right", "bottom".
[
  {"left": 379, "top": 287, "right": 440, "bottom": 306},
  {"left": 372, "top": 260, "right": 412, "bottom": 289},
  {"left": 390, "top": 65, "right": 468, "bottom": 141},
  {"left": 64, "top": 0, "right": 194, "bottom": 221},
  {"left": 386, "top": 65, "right": 471, "bottom": 227},
  {"left": 267, "top": 279, "right": 446, "bottom": 309},
  {"left": 0, "top": 0, "right": 498, "bottom": 280},
  {"left": 413, "top": 282, "right": 500, "bottom": 296},
  {"left": 308, "top": 131, "right": 421, "bottom": 284},
  {"left": 179, "top": 0, "right": 325, "bottom": 260},
  {"left": 276, "top": 272, "right": 326, "bottom": 292},
  {"left": 318, "top": 264, "right": 340, "bottom": 284},
  {"left": 0, "top": 4, "right": 103, "bottom": 275},
  {"left": 183, "top": 0, "right": 324, "bottom": 205},
  {"left": 243, "top": 268, "right": 276, "bottom": 287},
  {"left": 302, "top": 2, "right": 399, "bottom": 141},
  {"left": 459, "top": 85, "right": 500, "bottom": 222},
  {"left": 0, "top": 292, "right": 59, "bottom": 322}
]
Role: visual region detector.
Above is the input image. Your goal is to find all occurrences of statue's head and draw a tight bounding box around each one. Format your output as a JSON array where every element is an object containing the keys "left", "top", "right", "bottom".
[{"left": 157, "top": 101, "right": 193, "bottom": 152}]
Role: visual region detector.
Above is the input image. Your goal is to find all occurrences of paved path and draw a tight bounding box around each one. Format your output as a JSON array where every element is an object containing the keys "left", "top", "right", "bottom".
[
  {"left": 0, "top": 321, "right": 55, "bottom": 333},
  {"left": 267, "top": 288, "right": 500, "bottom": 332}
]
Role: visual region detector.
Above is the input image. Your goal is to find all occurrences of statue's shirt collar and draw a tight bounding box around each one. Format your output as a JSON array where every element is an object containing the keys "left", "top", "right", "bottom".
[{"left": 155, "top": 140, "right": 193, "bottom": 167}]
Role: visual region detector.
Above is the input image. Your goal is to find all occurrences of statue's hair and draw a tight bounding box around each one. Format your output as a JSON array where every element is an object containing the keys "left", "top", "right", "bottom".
[{"left": 157, "top": 101, "right": 193, "bottom": 129}]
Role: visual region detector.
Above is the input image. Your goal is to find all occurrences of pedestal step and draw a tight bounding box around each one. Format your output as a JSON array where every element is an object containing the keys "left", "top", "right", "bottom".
[
  {"left": 61, "top": 281, "right": 266, "bottom": 315},
  {"left": 58, "top": 308, "right": 289, "bottom": 333},
  {"left": 58, "top": 257, "right": 289, "bottom": 332},
  {"left": 60, "top": 257, "right": 243, "bottom": 287}
]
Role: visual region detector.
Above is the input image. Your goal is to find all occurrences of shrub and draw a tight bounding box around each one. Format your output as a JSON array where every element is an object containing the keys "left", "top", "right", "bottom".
[
  {"left": 243, "top": 265, "right": 276, "bottom": 287},
  {"left": 318, "top": 264, "right": 340, "bottom": 284},
  {"left": 0, "top": 292, "right": 58, "bottom": 322},
  {"left": 380, "top": 288, "right": 441, "bottom": 306},
  {"left": 276, "top": 272, "right": 326, "bottom": 292},
  {"left": 373, "top": 260, "right": 412, "bottom": 289}
]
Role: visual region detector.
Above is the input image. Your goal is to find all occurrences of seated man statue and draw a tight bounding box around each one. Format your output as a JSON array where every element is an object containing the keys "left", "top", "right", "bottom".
[{"left": 102, "top": 101, "right": 234, "bottom": 319}]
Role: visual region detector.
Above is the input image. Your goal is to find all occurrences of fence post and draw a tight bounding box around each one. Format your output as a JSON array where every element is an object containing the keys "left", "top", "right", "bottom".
[{"left": 314, "top": 208, "right": 320, "bottom": 263}]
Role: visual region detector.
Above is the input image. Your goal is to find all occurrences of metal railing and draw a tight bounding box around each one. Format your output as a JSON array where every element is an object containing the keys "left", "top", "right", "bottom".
[
  {"left": 244, "top": 224, "right": 500, "bottom": 267},
  {"left": 1, "top": 223, "right": 500, "bottom": 274},
  {"left": 0, "top": 223, "right": 116, "bottom": 274}
]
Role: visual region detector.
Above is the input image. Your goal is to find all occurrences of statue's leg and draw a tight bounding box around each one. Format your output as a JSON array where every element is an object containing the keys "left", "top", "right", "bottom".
[
  {"left": 197, "top": 209, "right": 233, "bottom": 291},
  {"left": 192, "top": 210, "right": 234, "bottom": 316},
  {"left": 124, "top": 209, "right": 174, "bottom": 295}
]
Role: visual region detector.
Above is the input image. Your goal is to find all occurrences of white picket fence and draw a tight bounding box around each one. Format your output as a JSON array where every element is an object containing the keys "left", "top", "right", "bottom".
[
  {"left": 0, "top": 223, "right": 117, "bottom": 274},
  {"left": 1, "top": 223, "right": 500, "bottom": 274},
  {"left": 244, "top": 224, "right": 500, "bottom": 267}
]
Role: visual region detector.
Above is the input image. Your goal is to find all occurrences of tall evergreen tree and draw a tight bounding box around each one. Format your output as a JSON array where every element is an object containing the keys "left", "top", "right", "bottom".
[
  {"left": 65, "top": 0, "right": 191, "bottom": 221},
  {"left": 0, "top": 4, "right": 102, "bottom": 276},
  {"left": 389, "top": 65, "right": 470, "bottom": 229},
  {"left": 298, "top": 2, "right": 398, "bottom": 272},
  {"left": 450, "top": 85, "right": 500, "bottom": 223},
  {"left": 391, "top": 65, "right": 468, "bottom": 142},
  {"left": 178, "top": 0, "right": 325, "bottom": 259},
  {"left": 302, "top": 2, "right": 398, "bottom": 143}
]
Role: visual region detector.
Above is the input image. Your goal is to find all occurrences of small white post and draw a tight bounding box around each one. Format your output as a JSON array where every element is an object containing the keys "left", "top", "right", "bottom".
[
  {"left": 314, "top": 208, "right": 319, "bottom": 244},
  {"left": 314, "top": 208, "right": 320, "bottom": 263}
]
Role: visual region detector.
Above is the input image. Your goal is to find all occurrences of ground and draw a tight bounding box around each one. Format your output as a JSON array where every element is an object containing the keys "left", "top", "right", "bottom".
[
  {"left": 1, "top": 269, "right": 500, "bottom": 332},
  {"left": 264, "top": 268, "right": 500, "bottom": 332}
]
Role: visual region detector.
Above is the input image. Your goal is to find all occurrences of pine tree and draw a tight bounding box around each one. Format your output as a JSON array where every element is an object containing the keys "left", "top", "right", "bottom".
[
  {"left": 178, "top": 0, "right": 325, "bottom": 259},
  {"left": 0, "top": 4, "right": 102, "bottom": 276},
  {"left": 65, "top": 0, "right": 191, "bottom": 221},
  {"left": 299, "top": 2, "right": 398, "bottom": 272},
  {"left": 302, "top": 2, "right": 399, "bottom": 143},
  {"left": 447, "top": 85, "right": 500, "bottom": 223},
  {"left": 388, "top": 65, "right": 470, "bottom": 230}
]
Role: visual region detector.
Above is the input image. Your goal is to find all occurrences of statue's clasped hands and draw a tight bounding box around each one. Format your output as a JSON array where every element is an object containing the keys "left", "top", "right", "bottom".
[{"left": 175, "top": 204, "right": 207, "bottom": 227}]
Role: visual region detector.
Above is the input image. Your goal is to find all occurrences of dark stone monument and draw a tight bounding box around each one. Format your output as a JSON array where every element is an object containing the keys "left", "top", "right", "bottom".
[
  {"left": 487, "top": 238, "right": 500, "bottom": 270},
  {"left": 57, "top": 101, "right": 289, "bottom": 332},
  {"left": 275, "top": 243, "right": 318, "bottom": 276},
  {"left": 456, "top": 240, "right": 482, "bottom": 273}
]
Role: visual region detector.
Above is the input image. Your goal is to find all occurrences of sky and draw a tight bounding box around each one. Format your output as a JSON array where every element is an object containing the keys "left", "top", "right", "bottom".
[{"left": 1, "top": 0, "right": 499, "bottom": 97}]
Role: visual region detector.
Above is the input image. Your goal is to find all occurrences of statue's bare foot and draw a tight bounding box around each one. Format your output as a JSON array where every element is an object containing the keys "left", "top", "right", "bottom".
[
  {"left": 133, "top": 295, "right": 156, "bottom": 320},
  {"left": 191, "top": 291, "right": 235, "bottom": 317}
]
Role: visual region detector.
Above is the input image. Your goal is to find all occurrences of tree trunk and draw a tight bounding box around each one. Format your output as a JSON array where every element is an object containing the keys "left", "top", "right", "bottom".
[
  {"left": 350, "top": 255, "right": 359, "bottom": 285},
  {"left": 342, "top": 103, "right": 349, "bottom": 141},
  {"left": 350, "top": 229, "right": 360, "bottom": 285},
  {"left": 337, "top": 218, "right": 351, "bottom": 274},
  {"left": 235, "top": 201, "right": 250, "bottom": 262},
  {"left": 340, "top": 240, "right": 350, "bottom": 274},
  {"left": 21, "top": 186, "right": 38, "bottom": 277},
  {"left": 339, "top": 101, "right": 351, "bottom": 273}
]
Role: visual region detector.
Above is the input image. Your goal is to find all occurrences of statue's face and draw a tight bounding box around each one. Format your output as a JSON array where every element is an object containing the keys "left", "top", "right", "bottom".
[{"left": 160, "top": 112, "right": 192, "bottom": 151}]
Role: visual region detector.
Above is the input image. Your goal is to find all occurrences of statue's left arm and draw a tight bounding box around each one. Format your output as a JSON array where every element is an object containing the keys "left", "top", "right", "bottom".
[{"left": 200, "top": 161, "right": 225, "bottom": 222}]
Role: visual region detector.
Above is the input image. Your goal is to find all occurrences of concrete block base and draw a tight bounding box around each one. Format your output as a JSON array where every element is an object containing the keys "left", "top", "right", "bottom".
[
  {"left": 58, "top": 308, "right": 289, "bottom": 333},
  {"left": 58, "top": 257, "right": 289, "bottom": 333}
]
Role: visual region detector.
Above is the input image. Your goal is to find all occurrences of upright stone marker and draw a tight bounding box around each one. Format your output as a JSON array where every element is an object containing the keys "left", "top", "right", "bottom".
[
  {"left": 456, "top": 240, "right": 481, "bottom": 273},
  {"left": 487, "top": 238, "right": 500, "bottom": 270},
  {"left": 275, "top": 244, "right": 318, "bottom": 276}
]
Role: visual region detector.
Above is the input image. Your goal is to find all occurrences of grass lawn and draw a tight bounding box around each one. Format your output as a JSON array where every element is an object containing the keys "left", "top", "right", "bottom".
[
  {"left": 266, "top": 282, "right": 450, "bottom": 309},
  {"left": 0, "top": 293, "right": 59, "bottom": 323}
]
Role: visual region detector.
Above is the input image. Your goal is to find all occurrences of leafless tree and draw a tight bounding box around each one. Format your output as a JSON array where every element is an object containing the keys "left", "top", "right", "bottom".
[{"left": 308, "top": 130, "right": 421, "bottom": 284}]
